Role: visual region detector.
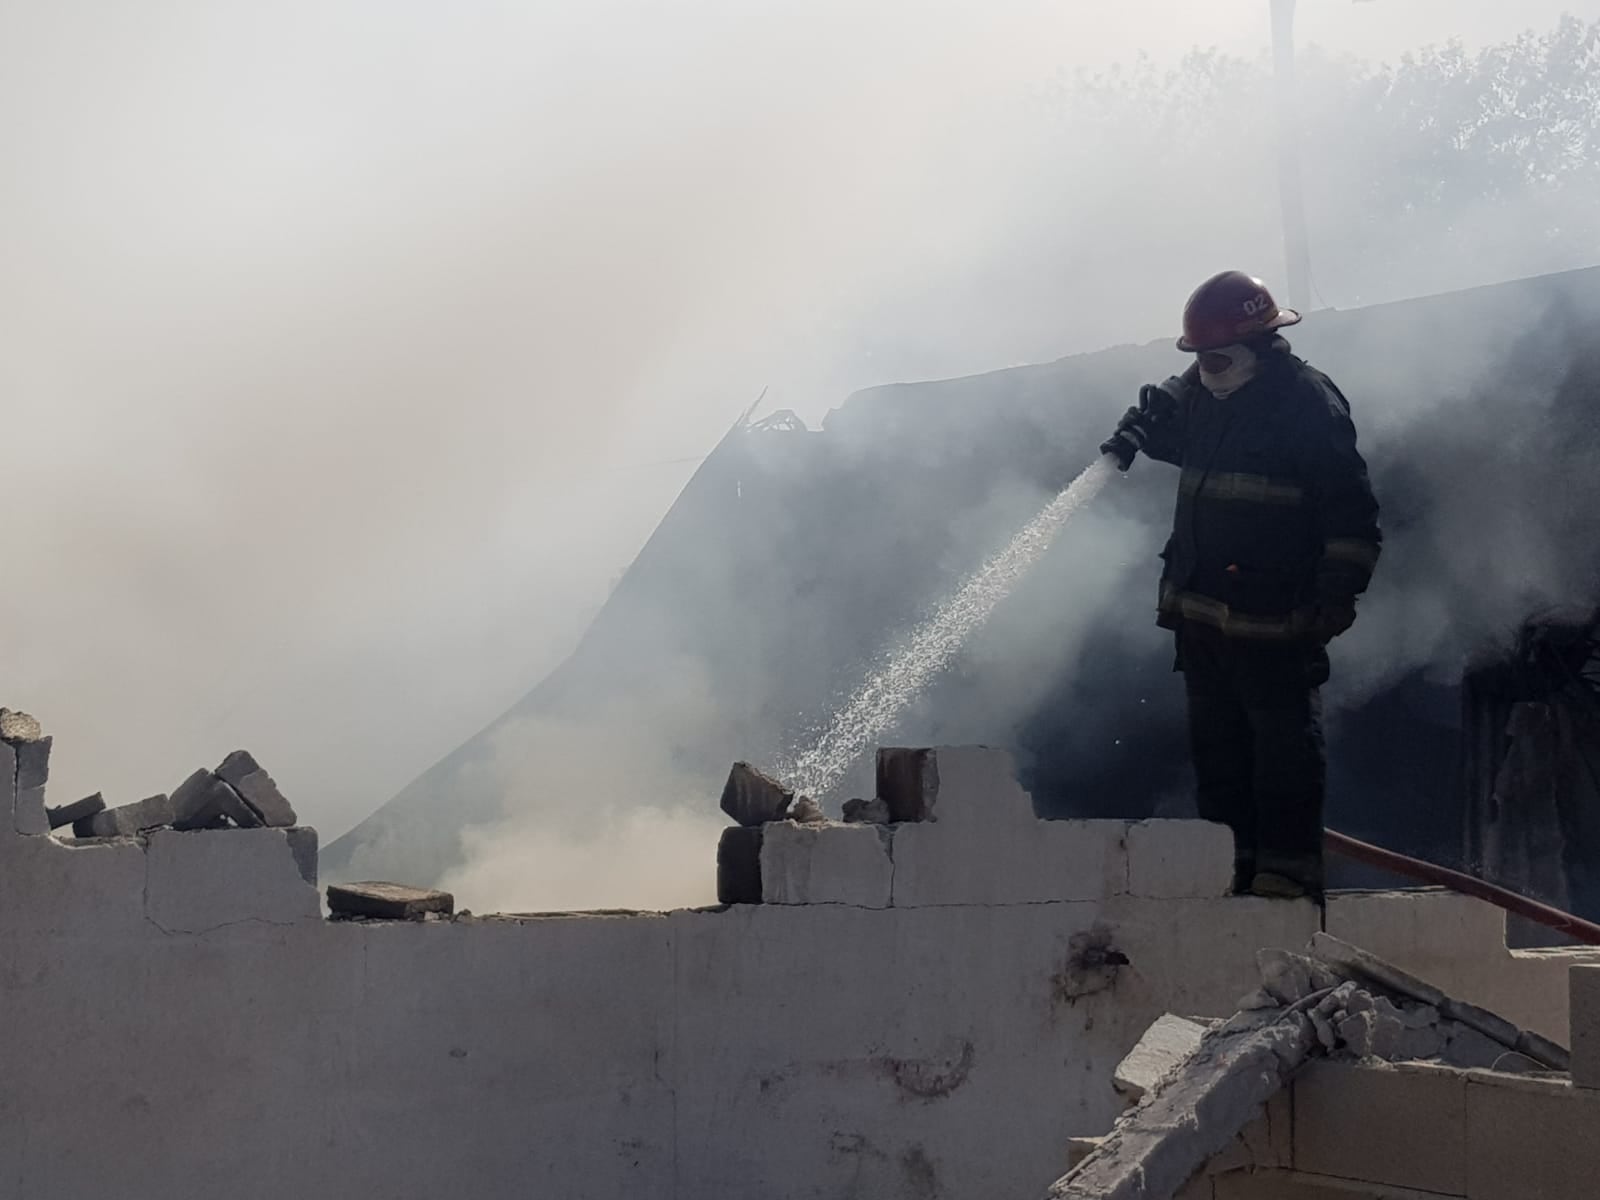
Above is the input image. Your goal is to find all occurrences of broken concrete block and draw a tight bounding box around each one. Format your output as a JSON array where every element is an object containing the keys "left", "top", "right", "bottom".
[
  {"left": 214, "top": 750, "right": 297, "bottom": 826},
  {"left": 74, "top": 793, "right": 174, "bottom": 838},
  {"left": 916, "top": 745, "right": 1035, "bottom": 830},
  {"left": 1126, "top": 819, "right": 1234, "bottom": 899},
  {"left": 146, "top": 827, "right": 321, "bottom": 931},
  {"left": 1051, "top": 1013, "right": 1315, "bottom": 1199},
  {"left": 1573, "top": 964, "right": 1600, "bottom": 1089},
  {"left": 0, "top": 707, "right": 42, "bottom": 742},
  {"left": 840, "top": 797, "right": 890, "bottom": 824},
  {"left": 12, "top": 736, "right": 50, "bottom": 835},
  {"left": 716, "top": 826, "right": 762, "bottom": 905},
  {"left": 760, "top": 820, "right": 892, "bottom": 908},
  {"left": 1113, "top": 1014, "right": 1207, "bottom": 1102},
  {"left": 230, "top": 770, "right": 296, "bottom": 827},
  {"left": 327, "top": 881, "right": 454, "bottom": 921},
  {"left": 719, "top": 762, "right": 792, "bottom": 827},
  {"left": 876, "top": 746, "right": 938, "bottom": 821},
  {"left": 47, "top": 792, "right": 105, "bottom": 830},
  {"left": 789, "top": 796, "right": 825, "bottom": 824},
  {"left": 170, "top": 770, "right": 263, "bottom": 831},
  {"left": 214, "top": 748, "right": 263, "bottom": 786},
  {"left": 284, "top": 826, "right": 318, "bottom": 886}
]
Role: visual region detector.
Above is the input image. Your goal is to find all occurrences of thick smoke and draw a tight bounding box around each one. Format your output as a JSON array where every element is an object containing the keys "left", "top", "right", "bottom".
[{"left": 4, "top": 5, "right": 1597, "bottom": 909}]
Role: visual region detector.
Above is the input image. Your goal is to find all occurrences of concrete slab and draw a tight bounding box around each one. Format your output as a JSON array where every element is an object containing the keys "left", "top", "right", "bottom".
[
  {"left": 1114, "top": 1013, "right": 1207, "bottom": 1101},
  {"left": 327, "top": 881, "right": 454, "bottom": 920}
]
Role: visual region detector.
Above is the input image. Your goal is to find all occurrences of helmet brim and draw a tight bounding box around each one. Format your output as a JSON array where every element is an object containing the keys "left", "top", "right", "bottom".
[{"left": 1175, "top": 307, "right": 1302, "bottom": 353}]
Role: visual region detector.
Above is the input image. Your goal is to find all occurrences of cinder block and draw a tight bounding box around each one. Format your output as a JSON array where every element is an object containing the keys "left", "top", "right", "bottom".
[
  {"left": 75, "top": 793, "right": 173, "bottom": 838},
  {"left": 890, "top": 818, "right": 1125, "bottom": 906},
  {"left": 716, "top": 826, "right": 762, "bottom": 905},
  {"left": 1464, "top": 1070, "right": 1600, "bottom": 1198},
  {"left": 1292, "top": 1060, "right": 1466, "bottom": 1195},
  {"left": 46, "top": 793, "right": 105, "bottom": 830},
  {"left": 920, "top": 746, "right": 1035, "bottom": 830},
  {"left": 876, "top": 747, "right": 938, "bottom": 821},
  {"left": 12, "top": 737, "right": 49, "bottom": 835},
  {"left": 1572, "top": 965, "right": 1600, "bottom": 1089},
  {"left": 760, "top": 820, "right": 892, "bottom": 908},
  {"left": 1127, "top": 820, "right": 1234, "bottom": 898},
  {"left": 144, "top": 827, "right": 321, "bottom": 933}
]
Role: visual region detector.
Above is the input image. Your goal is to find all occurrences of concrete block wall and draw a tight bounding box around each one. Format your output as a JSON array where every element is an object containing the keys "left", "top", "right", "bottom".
[
  {"left": 1188, "top": 1060, "right": 1600, "bottom": 1199},
  {"left": 1325, "top": 888, "right": 1600, "bottom": 1041},
  {"left": 1, "top": 741, "right": 1597, "bottom": 1199},
  {"left": 760, "top": 747, "right": 1236, "bottom": 908}
]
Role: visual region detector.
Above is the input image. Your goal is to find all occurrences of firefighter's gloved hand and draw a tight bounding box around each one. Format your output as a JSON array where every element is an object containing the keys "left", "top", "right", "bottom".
[
  {"left": 1311, "top": 598, "right": 1358, "bottom": 643},
  {"left": 1099, "top": 407, "right": 1151, "bottom": 470}
]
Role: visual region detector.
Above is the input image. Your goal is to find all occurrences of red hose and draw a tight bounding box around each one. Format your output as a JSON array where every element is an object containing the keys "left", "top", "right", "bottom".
[{"left": 1324, "top": 828, "right": 1600, "bottom": 947}]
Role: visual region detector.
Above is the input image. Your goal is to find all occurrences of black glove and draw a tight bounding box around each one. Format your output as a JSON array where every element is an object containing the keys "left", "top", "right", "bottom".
[
  {"left": 1310, "top": 597, "right": 1357, "bottom": 643},
  {"left": 1099, "top": 406, "right": 1151, "bottom": 470},
  {"left": 1100, "top": 382, "right": 1179, "bottom": 470}
]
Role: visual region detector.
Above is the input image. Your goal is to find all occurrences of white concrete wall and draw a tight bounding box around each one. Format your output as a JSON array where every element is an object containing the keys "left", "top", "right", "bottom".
[{"left": 1, "top": 746, "right": 1593, "bottom": 1200}]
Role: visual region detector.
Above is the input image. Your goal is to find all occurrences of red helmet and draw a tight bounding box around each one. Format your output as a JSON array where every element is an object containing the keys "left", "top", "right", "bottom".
[{"left": 1176, "top": 271, "right": 1300, "bottom": 353}]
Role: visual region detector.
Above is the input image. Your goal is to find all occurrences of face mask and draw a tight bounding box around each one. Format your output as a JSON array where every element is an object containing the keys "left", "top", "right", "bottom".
[{"left": 1198, "top": 343, "right": 1259, "bottom": 399}]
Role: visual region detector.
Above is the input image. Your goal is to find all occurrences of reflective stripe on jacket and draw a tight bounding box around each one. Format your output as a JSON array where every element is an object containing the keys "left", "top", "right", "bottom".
[{"left": 1141, "top": 350, "right": 1381, "bottom": 638}]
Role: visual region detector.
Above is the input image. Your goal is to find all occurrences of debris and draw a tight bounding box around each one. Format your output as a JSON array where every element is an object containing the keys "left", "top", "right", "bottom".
[
  {"left": 719, "top": 762, "right": 793, "bottom": 827},
  {"left": 841, "top": 796, "right": 891, "bottom": 824},
  {"left": 789, "top": 796, "right": 826, "bottom": 824},
  {"left": 47, "top": 793, "right": 105, "bottom": 830},
  {"left": 74, "top": 794, "right": 174, "bottom": 838},
  {"left": 327, "top": 881, "right": 455, "bottom": 921},
  {"left": 1113, "top": 1014, "right": 1207, "bottom": 1102},
  {"left": 170, "top": 769, "right": 263, "bottom": 831},
  {"left": 716, "top": 826, "right": 763, "bottom": 905},
  {"left": 216, "top": 751, "right": 298, "bottom": 827},
  {"left": 876, "top": 747, "right": 938, "bottom": 822},
  {"left": 0, "top": 707, "right": 43, "bottom": 742}
]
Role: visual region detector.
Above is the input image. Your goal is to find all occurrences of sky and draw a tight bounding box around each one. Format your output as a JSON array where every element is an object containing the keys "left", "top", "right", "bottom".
[{"left": 1, "top": 0, "right": 1597, "bottom": 840}]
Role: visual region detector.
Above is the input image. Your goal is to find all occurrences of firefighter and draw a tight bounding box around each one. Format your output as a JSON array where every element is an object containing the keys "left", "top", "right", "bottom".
[{"left": 1100, "top": 271, "right": 1381, "bottom": 899}]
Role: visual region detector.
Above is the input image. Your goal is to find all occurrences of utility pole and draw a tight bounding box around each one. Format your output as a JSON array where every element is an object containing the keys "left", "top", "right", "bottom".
[{"left": 1270, "top": 0, "right": 1313, "bottom": 309}]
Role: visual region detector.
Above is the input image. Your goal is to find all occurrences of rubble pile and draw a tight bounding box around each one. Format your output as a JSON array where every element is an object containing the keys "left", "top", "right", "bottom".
[
  {"left": 70, "top": 749, "right": 298, "bottom": 839},
  {"left": 1049, "top": 933, "right": 1573, "bottom": 1200},
  {"left": 714, "top": 748, "right": 933, "bottom": 905}
]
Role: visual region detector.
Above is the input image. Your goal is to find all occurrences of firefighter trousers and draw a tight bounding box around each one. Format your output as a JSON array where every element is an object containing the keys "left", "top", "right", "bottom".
[{"left": 1176, "top": 621, "right": 1329, "bottom": 894}]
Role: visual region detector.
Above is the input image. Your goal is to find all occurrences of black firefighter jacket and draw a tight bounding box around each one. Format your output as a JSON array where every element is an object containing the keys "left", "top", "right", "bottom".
[{"left": 1141, "top": 348, "right": 1382, "bottom": 639}]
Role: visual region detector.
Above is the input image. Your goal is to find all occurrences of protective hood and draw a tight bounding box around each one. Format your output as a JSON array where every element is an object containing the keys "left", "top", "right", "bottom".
[{"left": 1198, "top": 343, "right": 1259, "bottom": 399}]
